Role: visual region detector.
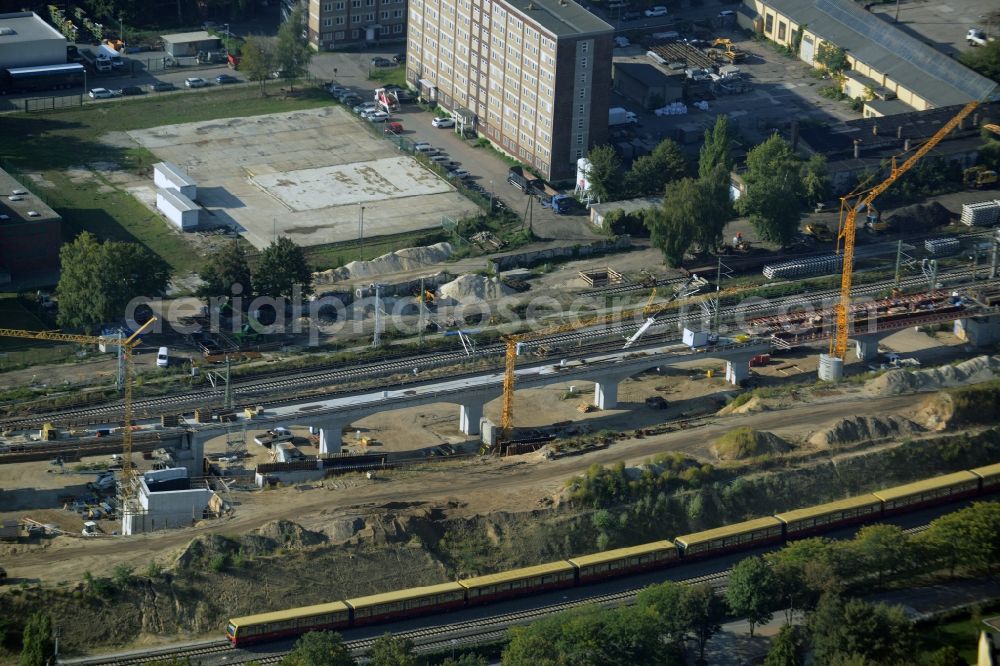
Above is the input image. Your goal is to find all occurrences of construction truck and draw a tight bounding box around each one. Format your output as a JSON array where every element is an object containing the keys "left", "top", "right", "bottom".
[
  {"left": 805, "top": 222, "right": 833, "bottom": 242},
  {"left": 710, "top": 38, "right": 746, "bottom": 63},
  {"left": 964, "top": 166, "right": 998, "bottom": 189}
]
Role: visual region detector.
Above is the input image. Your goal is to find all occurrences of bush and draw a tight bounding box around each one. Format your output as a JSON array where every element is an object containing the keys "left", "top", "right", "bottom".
[{"left": 208, "top": 554, "right": 228, "bottom": 572}]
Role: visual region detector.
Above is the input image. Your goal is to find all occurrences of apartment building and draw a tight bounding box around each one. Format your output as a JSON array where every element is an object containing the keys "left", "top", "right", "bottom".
[
  {"left": 407, "top": 0, "right": 613, "bottom": 181},
  {"left": 307, "top": 0, "right": 408, "bottom": 50}
]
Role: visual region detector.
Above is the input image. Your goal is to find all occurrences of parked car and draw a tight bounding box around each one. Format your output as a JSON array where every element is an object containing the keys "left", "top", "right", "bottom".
[
  {"left": 384, "top": 121, "right": 404, "bottom": 135},
  {"left": 215, "top": 74, "right": 239, "bottom": 84},
  {"left": 354, "top": 102, "right": 377, "bottom": 114},
  {"left": 367, "top": 111, "right": 391, "bottom": 122},
  {"left": 645, "top": 6, "right": 668, "bottom": 16},
  {"left": 88, "top": 87, "right": 115, "bottom": 99},
  {"left": 448, "top": 168, "right": 470, "bottom": 179},
  {"left": 328, "top": 84, "right": 348, "bottom": 95},
  {"left": 414, "top": 142, "right": 433, "bottom": 152},
  {"left": 149, "top": 81, "right": 175, "bottom": 92},
  {"left": 371, "top": 57, "right": 393, "bottom": 67},
  {"left": 392, "top": 53, "right": 406, "bottom": 64},
  {"left": 185, "top": 77, "right": 207, "bottom": 88},
  {"left": 432, "top": 117, "right": 455, "bottom": 128},
  {"left": 117, "top": 86, "right": 144, "bottom": 96}
]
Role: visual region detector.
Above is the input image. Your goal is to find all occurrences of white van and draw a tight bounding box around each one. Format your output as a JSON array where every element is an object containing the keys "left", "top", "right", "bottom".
[{"left": 156, "top": 347, "right": 169, "bottom": 368}]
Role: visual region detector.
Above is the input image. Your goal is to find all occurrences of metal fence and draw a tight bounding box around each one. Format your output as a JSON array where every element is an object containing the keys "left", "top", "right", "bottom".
[{"left": 23, "top": 94, "right": 83, "bottom": 113}]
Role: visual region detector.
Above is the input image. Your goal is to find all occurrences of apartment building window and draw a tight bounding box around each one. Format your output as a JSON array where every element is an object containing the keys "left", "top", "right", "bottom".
[
  {"left": 764, "top": 13, "right": 774, "bottom": 33},
  {"left": 352, "top": 29, "right": 359, "bottom": 37},
  {"left": 323, "top": 17, "right": 333, "bottom": 26},
  {"left": 381, "top": 10, "right": 390, "bottom": 19},
  {"left": 323, "top": 32, "right": 332, "bottom": 40},
  {"left": 367, "top": 0, "right": 374, "bottom": 5},
  {"left": 336, "top": 16, "right": 344, "bottom": 24},
  {"left": 336, "top": 1, "right": 344, "bottom": 7},
  {"left": 578, "top": 104, "right": 584, "bottom": 114},
  {"left": 777, "top": 21, "right": 787, "bottom": 40},
  {"left": 394, "top": 24, "right": 403, "bottom": 32},
  {"left": 323, "top": 2, "right": 333, "bottom": 10},
  {"left": 367, "top": 12, "right": 375, "bottom": 20},
  {"left": 353, "top": 14, "right": 361, "bottom": 22},
  {"left": 352, "top": 0, "right": 361, "bottom": 6},
  {"left": 578, "top": 88, "right": 584, "bottom": 99},
  {"left": 580, "top": 42, "right": 588, "bottom": 52},
  {"left": 335, "top": 30, "right": 345, "bottom": 38}
]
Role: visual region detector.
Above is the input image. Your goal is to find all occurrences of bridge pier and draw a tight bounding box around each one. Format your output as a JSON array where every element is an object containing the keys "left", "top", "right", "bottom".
[
  {"left": 855, "top": 338, "right": 879, "bottom": 362},
  {"left": 459, "top": 401, "right": 484, "bottom": 436},
  {"left": 594, "top": 379, "right": 619, "bottom": 410},
  {"left": 317, "top": 421, "right": 344, "bottom": 455}
]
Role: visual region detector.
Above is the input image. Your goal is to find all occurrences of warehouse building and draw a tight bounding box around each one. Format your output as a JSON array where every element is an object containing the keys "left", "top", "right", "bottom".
[
  {"left": 0, "top": 11, "right": 67, "bottom": 70},
  {"left": 406, "top": 0, "right": 614, "bottom": 181},
  {"left": 613, "top": 62, "right": 684, "bottom": 110},
  {"left": 122, "top": 468, "right": 217, "bottom": 535},
  {"left": 737, "top": 0, "right": 997, "bottom": 115},
  {"left": 0, "top": 167, "right": 62, "bottom": 288}
]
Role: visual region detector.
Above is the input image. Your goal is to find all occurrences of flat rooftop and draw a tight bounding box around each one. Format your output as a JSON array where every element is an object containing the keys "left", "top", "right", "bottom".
[
  {"left": 160, "top": 31, "right": 217, "bottom": 44},
  {"left": 505, "top": 0, "right": 613, "bottom": 39},
  {"left": 0, "top": 12, "right": 64, "bottom": 44},
  {"left": 0, "top": 167, "right": 61, "bottom": 227}
]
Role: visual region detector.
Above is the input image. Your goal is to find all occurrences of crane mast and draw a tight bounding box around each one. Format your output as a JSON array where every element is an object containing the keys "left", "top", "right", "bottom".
[{"left": 831, "top": 100, "right": 980, "bottom": 359}]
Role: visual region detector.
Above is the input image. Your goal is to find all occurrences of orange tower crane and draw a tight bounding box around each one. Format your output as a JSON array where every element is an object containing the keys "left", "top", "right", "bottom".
[
  {"left": 0, "top": 317, "right": 157, "bottom": 497},
  {"left": 831, "top": 100, "right": 980, "bottom": 360}
]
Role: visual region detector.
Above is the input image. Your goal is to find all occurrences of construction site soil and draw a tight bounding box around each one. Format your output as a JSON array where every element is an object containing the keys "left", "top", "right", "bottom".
[{"left": 2, "top": 339, "right": 999, "bottom": 657}]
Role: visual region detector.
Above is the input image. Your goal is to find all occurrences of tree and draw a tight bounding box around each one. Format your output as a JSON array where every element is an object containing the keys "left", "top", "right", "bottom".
[
  {"left": 112, "top": 563, "right": 134, "bottom": 588},
  {"left": 684, "top": 582, "right": 726, "bottom": 662},
  {"left": 699, "top": 115, "right": 734, "bottom": 180},
  {"left": 801, "top": 153, "right": 830, "bottom": 206},
  {"left": 253, "top": 236, "right": 314, "bottom": 300},
  {"left": 57, "top": 232, "right": 171, "bottom": 331},
  {"left": 274, "top": 7, "right": 312, "bottom": 90},
  {"left": 694, "top": 165, "right": 733, "bottom": 250},
  {"left": 922, "top": 646, "right": 966, "bottom": 666},
  {"left": 369, "top": 633, "right": 416, "bottom": 666},
  {"left": 19, "top": 613, "right": 54, "bottom": 666},
  {"left": 960, "top": 39, "right": 1000, "bottom": 83},
  {"left": 585, "top": 145, "right": 623, "bottom": 203},
  {"left": 636, "top": 580, "right": 692, "bottom": 648},
  {"left": 921, "top": 501, "right": 1000, "bottom": 575},
  {"left": 280, "top": 631, "right": 355, "bottom": 666},
  {"left": 764, "top": 625, "right": 802, "bottom": 666},
  {"left": 440, "top": 656, "right": 488, "bottom": 666},
  {"left": 816, "top": 42, "right": 849, "bottom": 73},
  {"left": 240, "top": 35, "right": 275, "bottom": 96},
  {"left": 766, "top": 538, "right": 841, "bottom": 616},
  {"left": 737, "top": 135, "right": 804, "bottom": 246},
  {"left": 646, "top": 181, "right": 696, "bottom": 266},
  {"left": 850, "top": 524, "right": 908, "bottom": 588},
  {"left": 808, "top": 595, "right": 915, "bottom": 665},
  {"left": 626, "top": 139, "right": 687, "bottom": 196},
  {"left": 725, "top": 555, "right": 778, "bottom": 637},
  {"left": 199, "top": 240, "right": 252, "bottom": 300}
]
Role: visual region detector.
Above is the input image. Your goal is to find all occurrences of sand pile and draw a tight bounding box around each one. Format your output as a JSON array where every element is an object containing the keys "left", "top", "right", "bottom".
[
  {"left": 865, "top": 355, "right": 1000, "bottom": 396},
  {"left": 808, "top": 415, "right": 923, "bottom": 448},
  {"left": 439, "top": 274, "right": 514, "bottom": 303},
  {"left": 711, "top": 427, "right": 791, "bottom": 460},
  {"left": 314, "top": 242, "right": 454, "bottom": 283}
]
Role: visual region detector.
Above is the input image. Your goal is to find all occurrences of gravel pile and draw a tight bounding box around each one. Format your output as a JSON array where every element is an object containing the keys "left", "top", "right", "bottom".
[
  {"left": 314, "top": 242, "right": 454, "bottom": 283},
  {"left": 439, "top": 273, "right": 514, "bottom": 303},
  {"left": 808, "top": 415, "right": 923, "bottom": 448},
  {"left": 865, "top": 355, "right": 1000, "bottom": 396}
]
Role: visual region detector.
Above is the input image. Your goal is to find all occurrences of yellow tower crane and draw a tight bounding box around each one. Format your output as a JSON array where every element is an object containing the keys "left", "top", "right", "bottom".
[
  {"left": 831, "top": 100, "right": 980, "bottom": 360},
  {"left": 0, "top": 317, "right": 157, "bottom": 497}
]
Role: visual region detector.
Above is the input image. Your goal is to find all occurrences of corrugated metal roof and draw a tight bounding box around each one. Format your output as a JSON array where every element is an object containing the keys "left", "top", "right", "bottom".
[
  {"left": 230, "top": 600, "right": 349, "bottom": 626},
  {"left": 675, "top": 516, "right": 783, "bottom": 547},
  {"left": 761, "top": 0, "right": 997, "bottom": 107},
  {"left": 873, "top": 471, "right": 979, "bottom": 502},
  {"left": 507, "top": 0, "right": 614, "bottom": 39},
  {"left": 775, "top": 494, "right": 881, "bottom": 524},
  {"left": 459, "top": 561, "right": 575, "bottom": 588},
  {"left": 346, "top": 581, "right": 465, "bottom": 608},
  {"left": 569, "top": 540, "right": 676, "bottom": 567}
]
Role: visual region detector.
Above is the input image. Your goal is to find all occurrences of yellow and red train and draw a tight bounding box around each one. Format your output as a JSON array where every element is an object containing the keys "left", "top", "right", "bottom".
[{"left": 226, "top": 462, "right": 999, "bottom": 646}]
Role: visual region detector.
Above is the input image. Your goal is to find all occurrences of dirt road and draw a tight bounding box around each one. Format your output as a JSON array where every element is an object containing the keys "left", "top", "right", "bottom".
[{"left": 2, "top": 388, "right": 919, "bottom": 584}]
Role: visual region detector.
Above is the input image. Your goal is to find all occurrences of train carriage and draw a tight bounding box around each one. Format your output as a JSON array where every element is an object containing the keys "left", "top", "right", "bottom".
[
  {"left": 675, "top": 516, "right": 784, "bottom": 558},
  {"left": 775, "top": 494, "right": 882, "bottom": 539},
  {"left": 873, "top": 471, "right": 981, "bottom": 515},
  {"left": 346, "top": 582, "right": 466, "bottom": 626},
  {"left": 459, "top": 561, "right": 576, "bottom": 605},
  {"left": 569, "top": 540, "right": 679, "bottom": 583},
  {"left": 970, "top": 462, "right": 1000, "bottom": 494},
  {"left": 227, "top": 601, "right": 350, "bottom": 646}
]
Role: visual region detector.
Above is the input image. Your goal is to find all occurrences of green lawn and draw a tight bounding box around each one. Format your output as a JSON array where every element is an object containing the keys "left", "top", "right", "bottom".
[
  {"left": 0, "top": 82, "right": 337, "bottom": 273},
  {"left": 919, "top": 606, "right": 998, "bottom": 664},
  {"left": 368, "top": 66, "right": 407, "bottom": 88}
]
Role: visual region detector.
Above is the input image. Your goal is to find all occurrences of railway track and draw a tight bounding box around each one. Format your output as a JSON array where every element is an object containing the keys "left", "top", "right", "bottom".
[{"left": 7, "top": 267, "right": 997, "bottom": 433}]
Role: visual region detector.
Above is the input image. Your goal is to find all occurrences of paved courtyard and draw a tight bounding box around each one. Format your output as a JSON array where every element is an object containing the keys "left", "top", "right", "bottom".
[{"left": 128, "top": 106, "right": 479, "bottom": 249}]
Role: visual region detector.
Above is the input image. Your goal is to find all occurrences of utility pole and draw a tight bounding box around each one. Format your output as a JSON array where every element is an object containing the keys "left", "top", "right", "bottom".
[
  {"left": 358, "top": 205, "right": 366, "bottom": 258},
  {"left": 893, "top": 239, "right": 903, "bottom": 288},
  {"left": 372, "top": 283, "right": 383, "bottom": 348},
  {"left": 418, "top": 277, "right": 425, "bottom": 347},
  {"left": 224, "top": 355, "right": 233, "bottom": 410}
]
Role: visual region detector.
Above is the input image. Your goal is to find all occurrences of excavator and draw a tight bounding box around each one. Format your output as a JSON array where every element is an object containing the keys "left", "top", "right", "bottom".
[{"left": 710, "top": 38, "right": 746, "bottom": 63}]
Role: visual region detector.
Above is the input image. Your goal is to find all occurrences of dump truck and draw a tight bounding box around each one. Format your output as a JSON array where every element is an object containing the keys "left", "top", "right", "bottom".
[{"left": 507, "top": 166, "right": 542, "bottom": 193}]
